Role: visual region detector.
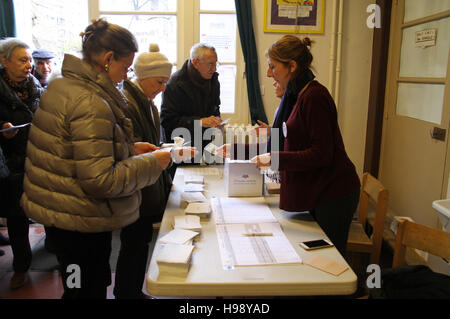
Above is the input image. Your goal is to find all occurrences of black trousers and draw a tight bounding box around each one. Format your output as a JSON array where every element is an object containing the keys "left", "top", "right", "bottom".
[
  {"left": 45, "top": 226, "right": 112, "bottom": 299},
  {"left": 310, "top": 189, "right": 360, "bottom": 256},
  {"left": 113, "top": 216, "right": 154, "bottom": 299},
  {"left": 1, "top": 172, "right": 31, "bottom": 273},
  {"left": 7, "top": 215, "right": 31, "bottom": 273}
]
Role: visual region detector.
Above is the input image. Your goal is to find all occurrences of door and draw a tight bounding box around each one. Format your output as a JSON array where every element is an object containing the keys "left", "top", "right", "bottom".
[{"left": 379, "top": 0, "right": 450, "bottom": 228}]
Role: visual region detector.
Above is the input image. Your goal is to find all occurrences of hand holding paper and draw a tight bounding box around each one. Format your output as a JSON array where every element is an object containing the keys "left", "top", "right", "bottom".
[
  {"left": 134, "top": 142, "right": 160, "bottom": 155},
  {"left": 171, "top": 147, "right": 198, "bottom": 163},
  {"left": 250, "top": 153, "right": 271, "bottom": 169},
  {"left": 0, "top": 122, "right": 28, "bottom": 139},
  {"left": 251, "top": 120, "right": 270, "bottom": 138},
  {"left": 215, "top": 144, "right": 231, "bottom": 159},
  {"left": 152, "top": 150, "right": 171, "bottom": 170}
]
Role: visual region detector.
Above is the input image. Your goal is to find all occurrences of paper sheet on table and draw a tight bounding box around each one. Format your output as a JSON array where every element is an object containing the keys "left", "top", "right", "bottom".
[
  {"left": 184, "top": 175, "right": 204, "bottom": 184},
  {"left": 212, "top": 197, "right": 277, "bottom": 224},
  {"left": 304, "top": 256, "right": 349, "bottom": 276},
  {"left": 156, "top": 243, "right": 195, "bottom": 264},
  {"left": 185, "top": 202, "right": 211, "bottom": 215},
  {"left": 216, "top": 222, "right": 302, "bottom": 267},
  {"left": 158, "top": 228, "right": 199, "bottom": 245},
  {"left": 181, "top": 192, "right": 207, "bottom": 203},
  {"left": 183, "top": 183, "right": 204, "bottom": 192},
  {"left": 174, "top": 215, "right": 202, "bottom": 232},
  {"left": 177, "top": 167, "right": 221, "bottom": 176}
]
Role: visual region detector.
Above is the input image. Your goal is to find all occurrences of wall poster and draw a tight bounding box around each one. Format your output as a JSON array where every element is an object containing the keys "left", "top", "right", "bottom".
[{"left": 264, "top": 0, "right": 325, "bottom": 34}]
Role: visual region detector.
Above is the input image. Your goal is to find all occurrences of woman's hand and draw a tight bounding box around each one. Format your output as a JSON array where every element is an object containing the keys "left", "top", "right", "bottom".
[
  {"left": 1, "top": 122, "right": 19, "bottom": 139},
  {"left": 152, "top": 150, "right": 172, "bottom": 170},
  {"left": 215, "top": 144, "right": 231, "bottom": 159},
  {"left": 250, "top": 153, "right": 271, "bottom": 169},
  {"left": 134, "top": 142, "right": 159, "bottom": 155},
  {"left": 252, "top": 120, "right": 270, "bottom": 138},
  {"left": 171, "top": 147, "right": 198, "bottom": 163}
]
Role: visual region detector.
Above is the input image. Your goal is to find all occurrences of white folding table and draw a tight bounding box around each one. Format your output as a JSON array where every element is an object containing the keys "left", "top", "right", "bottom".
[{"left": 146, "top": 165, "right": 357, "bottom": 297}]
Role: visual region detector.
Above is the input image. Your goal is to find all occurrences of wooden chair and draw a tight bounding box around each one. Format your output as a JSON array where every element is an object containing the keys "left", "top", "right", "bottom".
[
  {"left": 347, "top": 172, "right": 388, "bottom": 265},
  {"left": 392, "top": 219, "right": 450, "bottom": 267}
]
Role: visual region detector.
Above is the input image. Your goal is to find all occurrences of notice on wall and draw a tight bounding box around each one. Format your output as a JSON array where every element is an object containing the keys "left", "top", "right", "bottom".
[{"left": 415, "top": 29, "right": 437, "bottom": 48}]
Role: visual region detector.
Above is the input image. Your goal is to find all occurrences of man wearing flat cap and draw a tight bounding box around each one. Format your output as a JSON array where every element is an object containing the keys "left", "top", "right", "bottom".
[{"left": 32, "top": 49, "right": 55, "bottom": 88}]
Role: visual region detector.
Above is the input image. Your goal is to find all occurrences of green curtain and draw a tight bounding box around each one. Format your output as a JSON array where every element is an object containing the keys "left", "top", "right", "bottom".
[
  {"left": 235, "top": 0, "right": 268, "bottom": 125},
  {"left": 0, "top": 0, "right": 16, "bottom": 38}
]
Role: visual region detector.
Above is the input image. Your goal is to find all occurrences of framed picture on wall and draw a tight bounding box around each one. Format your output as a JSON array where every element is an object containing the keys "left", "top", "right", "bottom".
[{"left": 264, "top": 0, "right": 325, "bottom": 34}]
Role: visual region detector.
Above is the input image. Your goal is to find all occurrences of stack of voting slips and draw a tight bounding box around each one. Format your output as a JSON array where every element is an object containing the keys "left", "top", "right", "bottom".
[
  {"left": 185, "top": 202, "right": 211, "bottom": 219},
  {"left": 156, "top": 243, "right": 195, "bottom": 278},
  {"left": 183, "top": 183, "right": 204, "bottom": 192},
  {"left": 174, "top": 215, "right": 202, "bottom": 232},
  {"left": 183, "top": 174, "right": 205, "bottom": 192},
  {"left": 180, "top": 192, "right": 207, "bottom": 209},
  {"left": 159, "top": 228, "right": 199, "bottom": 245},
  {"left": 184, "top": 175, "right": 204, "bottom": 184}
]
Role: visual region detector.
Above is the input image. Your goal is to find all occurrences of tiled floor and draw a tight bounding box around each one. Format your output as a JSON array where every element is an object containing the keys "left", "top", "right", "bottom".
[{"left": 0, "top": 225, "right": 145, "bottom": 299}]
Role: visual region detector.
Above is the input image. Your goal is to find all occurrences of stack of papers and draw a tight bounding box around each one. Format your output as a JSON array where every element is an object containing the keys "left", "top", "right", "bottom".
[
  {"left": 174, "top": 215, "right": 202, "bottom": 232},
  {"left": 156, "top": 243, "right": 195, "bottom": 278},
  {"left": 185, "top": 202, "right": 212, "bottom": 219},
  {"left": 184, "top": 175, "right": 204, "bottom": 184},
  {"left": 159, "top": 228, "right": 199, "bottom": 245},
  {"left": 183, "top": 183, "right": 204, "bottom": 192},
  {"left": 180, "top": 192, "right": 207, "bottom": 209}
]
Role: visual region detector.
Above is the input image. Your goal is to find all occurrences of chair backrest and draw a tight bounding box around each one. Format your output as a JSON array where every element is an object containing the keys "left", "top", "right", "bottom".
[
  {"left": 393, "top": 219, "right": 450, "bottom": 267},
  {"left": 358, "top": 172, "right": 389, "bottom": 239}
]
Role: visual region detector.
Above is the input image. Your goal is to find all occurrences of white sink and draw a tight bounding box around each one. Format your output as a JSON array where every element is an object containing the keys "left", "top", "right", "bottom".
[{"left": 432, "top": 200, "right": 450, "bottom": 232}]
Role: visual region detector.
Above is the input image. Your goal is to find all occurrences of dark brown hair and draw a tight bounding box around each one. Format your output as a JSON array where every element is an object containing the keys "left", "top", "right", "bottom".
[
  {"left": 80, "top": 19, "right": 138, "bottom": 66},
  {"left": 267, "top": 35, "right": 314, "bottom": 79}
]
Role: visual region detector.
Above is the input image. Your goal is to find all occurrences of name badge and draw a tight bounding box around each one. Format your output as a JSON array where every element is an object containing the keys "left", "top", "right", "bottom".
[{"left": 282, "top": 122, "right": 288, "bottom": 138}]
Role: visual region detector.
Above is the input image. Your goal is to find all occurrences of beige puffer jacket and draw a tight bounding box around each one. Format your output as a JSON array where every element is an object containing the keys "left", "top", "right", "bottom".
[{"left": 21, "top": 54, "right": 163, "bottom": 233}]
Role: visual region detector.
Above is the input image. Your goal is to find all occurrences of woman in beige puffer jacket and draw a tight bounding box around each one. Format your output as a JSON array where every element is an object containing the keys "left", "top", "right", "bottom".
[{"left": 20, "top": 19, "right": 171, "bottom": 299}]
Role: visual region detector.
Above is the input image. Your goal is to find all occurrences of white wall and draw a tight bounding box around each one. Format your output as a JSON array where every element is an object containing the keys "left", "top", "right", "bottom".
[{"left": 251, "top": 0, "right": 374, "bottom": 176}]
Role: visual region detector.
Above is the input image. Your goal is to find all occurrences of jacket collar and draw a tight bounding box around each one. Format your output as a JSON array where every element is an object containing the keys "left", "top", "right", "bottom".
[{"left": 61, "top": 54, "right": 128, "bottom": 111}]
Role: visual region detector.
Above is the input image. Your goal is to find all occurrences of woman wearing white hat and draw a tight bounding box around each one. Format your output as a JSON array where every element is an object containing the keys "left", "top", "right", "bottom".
[{"left": 114, "top": 44, "right": 194, "bottom": 299}]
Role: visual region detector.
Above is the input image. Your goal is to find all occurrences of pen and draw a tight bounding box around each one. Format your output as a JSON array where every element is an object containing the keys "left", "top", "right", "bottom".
[{"left": 242, "top": 233, "right": 273, "bottom": 237}]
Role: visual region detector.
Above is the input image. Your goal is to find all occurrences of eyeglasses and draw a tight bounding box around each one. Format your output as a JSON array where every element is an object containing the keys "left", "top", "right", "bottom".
[{"left": 199, "top": 60, "right": 220, "bottom": 69}]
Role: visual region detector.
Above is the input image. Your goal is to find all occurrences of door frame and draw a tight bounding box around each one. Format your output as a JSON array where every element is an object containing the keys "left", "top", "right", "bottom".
[
  {"left": 363, "top": 0, "right": 393, "bottom": 178},
  {"left": 379, "top": 0, "right": 450, "bottom": 211}
]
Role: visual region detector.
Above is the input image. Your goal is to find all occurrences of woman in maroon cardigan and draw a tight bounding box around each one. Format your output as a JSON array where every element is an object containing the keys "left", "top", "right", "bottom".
[{"left": 253, "top": 35, "right": 360, "bottom": 256}]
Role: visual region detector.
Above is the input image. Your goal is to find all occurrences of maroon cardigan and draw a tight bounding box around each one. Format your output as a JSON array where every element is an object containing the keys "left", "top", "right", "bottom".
[{"left": 273, "top": 81, "right": 360, "bottom": 212}]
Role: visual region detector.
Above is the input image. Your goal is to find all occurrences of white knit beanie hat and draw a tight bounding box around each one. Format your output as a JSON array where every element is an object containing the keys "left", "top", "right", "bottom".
[{"left": 133, "top": 43, "right": 172, "bottom": 80}]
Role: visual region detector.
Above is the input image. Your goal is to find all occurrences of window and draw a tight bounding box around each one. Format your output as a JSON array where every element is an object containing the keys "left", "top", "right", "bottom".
[
  {"left": 199, "top": 0, "right": 237, "bottom": 113},
  {"left": 14, "top": 0, "right": 89, "bottom": 67},
  {"left": 14, "top": 0, "right": 246, "bottom": 121},
  {"left": 98, "top": 0, "right": 177, "bottom": 63}
]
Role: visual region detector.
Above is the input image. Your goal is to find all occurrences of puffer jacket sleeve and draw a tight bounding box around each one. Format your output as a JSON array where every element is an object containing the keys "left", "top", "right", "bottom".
[{"left": 69, "top": 93, "right": 162, "bottom": 199}]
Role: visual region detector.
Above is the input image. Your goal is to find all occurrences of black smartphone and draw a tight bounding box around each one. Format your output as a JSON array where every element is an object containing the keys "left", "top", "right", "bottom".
[{"left": 299, "top": 239, "right": 334, "bottom": 250}]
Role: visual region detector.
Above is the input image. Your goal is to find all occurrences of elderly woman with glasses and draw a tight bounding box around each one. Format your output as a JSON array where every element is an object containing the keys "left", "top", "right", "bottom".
[{"left": 0, "top": 38, "right": 43, "bottom": 290}]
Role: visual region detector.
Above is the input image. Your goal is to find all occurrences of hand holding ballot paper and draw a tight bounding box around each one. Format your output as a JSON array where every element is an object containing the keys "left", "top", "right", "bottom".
[
  {"left": 0, "top": 122, "right": 31, "bottom": 139},
  {"left": 250, "top": 153, "right": 271, "bottom": 169}
]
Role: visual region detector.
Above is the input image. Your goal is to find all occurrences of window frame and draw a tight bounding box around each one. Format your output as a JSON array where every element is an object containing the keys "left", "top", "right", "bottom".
[{"left": 90, "top": 0, "right": 248, "bottom": 123}]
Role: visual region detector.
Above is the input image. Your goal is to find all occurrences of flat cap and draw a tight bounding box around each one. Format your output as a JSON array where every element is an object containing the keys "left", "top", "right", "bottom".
[{"left": 32, "top": 49, "right": 55, "bottom": 59}]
